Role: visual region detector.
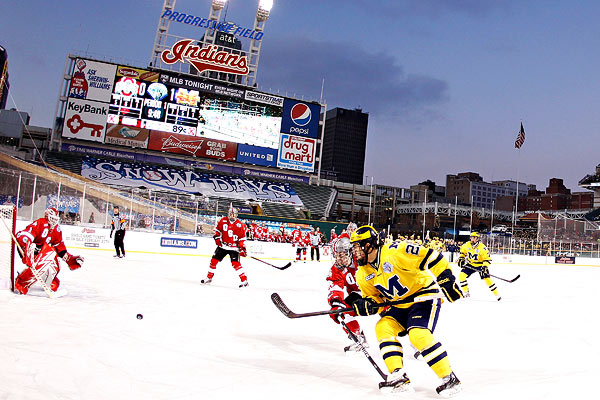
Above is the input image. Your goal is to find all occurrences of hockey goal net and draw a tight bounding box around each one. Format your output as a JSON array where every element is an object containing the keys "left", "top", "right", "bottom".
[{"left": 0, "top": 205, "right": 16, "bottom": 291}]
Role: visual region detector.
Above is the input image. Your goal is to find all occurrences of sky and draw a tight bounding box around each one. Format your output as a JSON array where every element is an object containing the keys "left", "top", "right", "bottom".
[
  {"left": 1, "top": 242, "right": 599, "bottom": 399},
  {"left": 1, "top": 0, "right": 599, "bottom": 192}
]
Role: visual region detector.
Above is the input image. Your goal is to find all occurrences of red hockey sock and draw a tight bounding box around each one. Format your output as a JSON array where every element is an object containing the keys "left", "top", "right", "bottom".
[
  {"left": 232, "top": 261, "right": 247, "bottom": 282},
  {"left": 343, "top": 319, "right": 361, "bottom": 336},
  {"left": 207, "top": 258, "right": 219, "bottom": 279}
]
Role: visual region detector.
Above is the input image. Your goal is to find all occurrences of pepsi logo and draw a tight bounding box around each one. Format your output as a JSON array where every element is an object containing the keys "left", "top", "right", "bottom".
[{"left": 290, "top": 103, "right": 311, "bottom": 127}]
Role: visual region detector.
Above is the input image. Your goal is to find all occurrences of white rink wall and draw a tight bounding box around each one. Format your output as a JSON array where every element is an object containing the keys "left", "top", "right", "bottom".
[
  {"left": 15, "top": 221, "right": 600, "bottom": 266},
  {"left": 15, "top": 221, "right": 334, "bottom": 262}
]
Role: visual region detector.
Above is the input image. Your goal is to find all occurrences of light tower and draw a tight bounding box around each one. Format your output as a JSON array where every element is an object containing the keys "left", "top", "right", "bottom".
[
  {"left": 149, "top": 0, "right": 272, "bottom": 88},
  {"left": 243, "top": 0, "right": 273, "bottom": 87}
]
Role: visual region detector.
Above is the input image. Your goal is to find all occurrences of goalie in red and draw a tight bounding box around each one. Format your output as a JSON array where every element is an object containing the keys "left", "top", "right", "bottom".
[
  {"left": 326, "top": 236, "right": 368, "bottom": 352},
  {"left": 202, "top": 204, "right": 249, "bottom": 288},
  {"left": 13, "top": 207, "right": 84, "bottom": 295}
]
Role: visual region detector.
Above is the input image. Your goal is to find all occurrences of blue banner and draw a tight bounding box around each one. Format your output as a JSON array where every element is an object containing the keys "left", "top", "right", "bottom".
[
  {"left": 280, "top": 99, "right": 320, "bottom": 139},
  {"left": 236, "top": 143, "right": 277, "bottom": 167},
  {"left": 81, "top": 157, "right": 305, "bottom": 206}
]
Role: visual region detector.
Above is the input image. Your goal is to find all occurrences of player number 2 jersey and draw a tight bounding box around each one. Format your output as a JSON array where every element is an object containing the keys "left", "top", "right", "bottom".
[{"left": 355, "top": 241, "right": 449, "bottom": 308}]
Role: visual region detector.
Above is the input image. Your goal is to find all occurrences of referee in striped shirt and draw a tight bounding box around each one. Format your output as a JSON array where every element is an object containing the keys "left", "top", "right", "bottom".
[{"left": 110, "top": 206, "right": 126, "bottom": 258}]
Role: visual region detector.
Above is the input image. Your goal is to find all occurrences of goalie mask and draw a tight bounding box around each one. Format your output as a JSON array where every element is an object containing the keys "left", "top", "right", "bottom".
[
  {"left": 45, "top": 207, "right": 60, "bottom": 229},
  {"left": 333, "top": 237, "right": 353, "bottom": 269},
  {"left": 228, "top": 203, "right": 238, "bottom": 222}
]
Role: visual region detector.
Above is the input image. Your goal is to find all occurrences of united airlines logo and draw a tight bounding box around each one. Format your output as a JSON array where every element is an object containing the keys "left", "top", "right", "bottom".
[{"left": 290, "top": 103, "right": 311, "bottom": 126}]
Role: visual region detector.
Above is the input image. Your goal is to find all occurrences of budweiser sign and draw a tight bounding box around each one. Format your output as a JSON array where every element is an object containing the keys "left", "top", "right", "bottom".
[
  {"left": 160, "top": 39, "right": 249, "bottom": 75},
  {"left": 148, "top": 131, "right": 238, "bottom": 161},
  {"left": 160, "top": 135, "right": 204, "bottom": 155}
]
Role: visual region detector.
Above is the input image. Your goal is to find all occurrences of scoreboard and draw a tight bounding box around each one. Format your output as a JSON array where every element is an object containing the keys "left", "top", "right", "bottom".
[
  {"left": 61, "top": 56, "right": 319, "bottom": 173},
  {"left": 108, "top": 72, "right": 203, "bottom": 136}
]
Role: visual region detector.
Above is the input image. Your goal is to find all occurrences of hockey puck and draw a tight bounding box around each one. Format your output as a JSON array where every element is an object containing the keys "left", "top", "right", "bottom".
[{"left": 136, "top": 314, "right": 143, "bottom": 320}]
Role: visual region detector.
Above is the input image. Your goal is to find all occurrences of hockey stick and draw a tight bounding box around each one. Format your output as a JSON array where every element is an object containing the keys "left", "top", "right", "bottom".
[
  {"left": 0, "top": 217, "right": 65, "bottom": 298},
  {"left": 461, "top": 263, "right": 520, "bottom": 283},
  {"left": 340, "top": 320, "right": 387, "bottom": 380},
  {"left": 251, "top": 256, "right": 292, "bottom": 270},
  {"left": 271, "top": 292, "right": 443, "bottom": 319}
]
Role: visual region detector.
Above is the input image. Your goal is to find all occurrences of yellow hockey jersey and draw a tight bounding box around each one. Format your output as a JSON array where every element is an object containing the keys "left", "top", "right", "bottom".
[
  {"left": 458, "top": 241, "right": 491, "bottom": 267},
  {"left": 355, "top": 241, "right": 451, "bottom": 309}
]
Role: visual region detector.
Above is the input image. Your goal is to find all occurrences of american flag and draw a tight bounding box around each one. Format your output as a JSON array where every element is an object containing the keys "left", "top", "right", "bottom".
[{"left": 515, "top": 122, "right": 525, "bottom": 149}]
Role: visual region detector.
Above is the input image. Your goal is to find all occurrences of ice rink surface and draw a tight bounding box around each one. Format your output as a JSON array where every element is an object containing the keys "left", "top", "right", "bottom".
[{"left": 1, "top": 249, "right": 598, "bottom": 400}]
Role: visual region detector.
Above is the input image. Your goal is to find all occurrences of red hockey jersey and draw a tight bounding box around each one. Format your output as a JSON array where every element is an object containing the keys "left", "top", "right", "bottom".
[
  {"left": 214, "top": 216, "right": 247, "bottom": 250},
  {"left": 16, "top": 218, "right": 67, "bottom": 256},
  {"left": 326, "top": 262, "right": 361, "bottom": 305}
]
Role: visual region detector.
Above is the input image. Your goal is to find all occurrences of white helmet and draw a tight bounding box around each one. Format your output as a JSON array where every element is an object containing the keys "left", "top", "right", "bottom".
[
  {"left": 228, "top": 203, "right": 238, "bottom": 221},
  {"left": 346, "top": 222, "right": 358, "bottom": 235},
  {"left": 45, "top": 207, "right": 60, "bottom": 229},
  {"left": 334, "top": 237, "right": 353, "bottom": 268}
]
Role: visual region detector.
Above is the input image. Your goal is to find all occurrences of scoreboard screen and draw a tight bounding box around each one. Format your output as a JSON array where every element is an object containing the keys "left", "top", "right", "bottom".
[{"left": 107, "top": 68, "right": 283, "bottom": 148}]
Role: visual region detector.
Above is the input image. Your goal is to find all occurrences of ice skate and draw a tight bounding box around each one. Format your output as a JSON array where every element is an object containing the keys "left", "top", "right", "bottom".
[
  {"left": 344, "top": 333, "right": 368, "bottom": 353},
  {"left": 201, "top": 278, "right": 212, "bottom": 284},
  {"left": 378, "top": 369, "right": 414, "bottom": 394},
  {"left": 239, "top": 281, "right": 249, "bottom": 288},
  {"left": 436, "top": 372, "right": 462, "bottom": 398}
]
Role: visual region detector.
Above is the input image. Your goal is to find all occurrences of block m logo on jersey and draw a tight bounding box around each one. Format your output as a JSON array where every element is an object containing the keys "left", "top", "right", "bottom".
[{"left": 374, "top": 275, "right": 409, "bottom": 300}]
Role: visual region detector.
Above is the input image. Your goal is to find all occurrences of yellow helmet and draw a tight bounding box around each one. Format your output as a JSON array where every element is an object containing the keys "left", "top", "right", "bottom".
[
  {"left": 350, "top": 225, "right": 380, "bottom": 247},
  {"left": 470, "top": 232, "right": 480, "bottom": 238}
]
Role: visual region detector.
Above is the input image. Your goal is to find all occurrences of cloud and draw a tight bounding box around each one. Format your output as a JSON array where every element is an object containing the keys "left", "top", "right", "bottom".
[
  {"left": 337, "top": 0, "right": 507, "bottom": 19},
  {"left": 258, "top": 36, "right": 448, "bottom": 118}
]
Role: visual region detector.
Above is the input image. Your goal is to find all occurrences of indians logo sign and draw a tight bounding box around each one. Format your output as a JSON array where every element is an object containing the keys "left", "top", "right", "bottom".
[{"left": 161, "top": 39, "right": 249, "bottom": 75}]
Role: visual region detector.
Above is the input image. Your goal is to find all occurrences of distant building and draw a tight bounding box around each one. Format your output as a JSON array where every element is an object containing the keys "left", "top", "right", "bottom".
[
  {"left": 446, "top": 172, "right": 528, "bottom": 209},
  {"left": 320, "top": 107, "right": 368, "bottom": 185},
  {"left": 497, "top": 178, "right": 593, "bottom": 211},
  {"left": 0, "top": 45, "right": 9, "bottom": 109}
]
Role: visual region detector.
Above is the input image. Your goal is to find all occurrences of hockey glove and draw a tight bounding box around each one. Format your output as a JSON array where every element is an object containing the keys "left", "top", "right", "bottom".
[
  {"left": 479, "top": 264, "right": 490, "bottom": 279},
  {"left": 239, "top": 247, "right": 247, "bottom": 257},
  {"left": 352, "top": 297, "right": 380, "bottom": 316},
  {"left": 344, "top": 291, "right": 362, "bottom": 306},
  {"left": 214, "top": 237, "right": 223, "bottom": 247},
  {"left": 457, "top": 258, "right": 466, "bottom": 268},
  {"left": 63, "top": 253, "right": 84, "bottom": 270},
  {"left": 437, "top": 269, "right": 463, "bottom": 302},
  {"left": 329, "top": 298, "right": 347, "bottom": 324}
]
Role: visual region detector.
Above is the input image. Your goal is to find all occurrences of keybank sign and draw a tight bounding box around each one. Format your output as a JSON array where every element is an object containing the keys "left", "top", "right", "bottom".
[{"left": 236, "top": 144, "right": 277, "bottom": 167}]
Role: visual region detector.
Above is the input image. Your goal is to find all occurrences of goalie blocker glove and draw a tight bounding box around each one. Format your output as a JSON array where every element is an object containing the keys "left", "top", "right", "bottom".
[
  {"left": 437, "top": 269, "right": 463, "bottom": 302},
  {"left": 352, "top": 297, "right": 380, "bottom": 316},
  {"left": 62, "top": 253, "right": 84, "bottom": 270}
]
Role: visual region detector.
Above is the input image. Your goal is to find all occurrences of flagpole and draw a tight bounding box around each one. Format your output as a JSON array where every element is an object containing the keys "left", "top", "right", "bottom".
[
  {"left": 513, "top": 148, "right": 520, "bottom": 235},
  {"left": 513, "top": 121, "right": 525, "bottom": 236}
]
